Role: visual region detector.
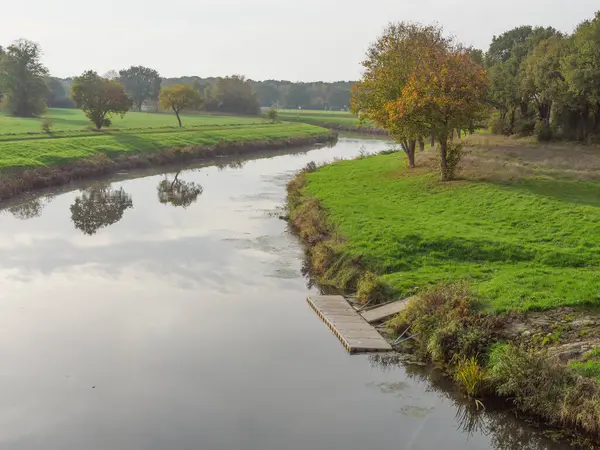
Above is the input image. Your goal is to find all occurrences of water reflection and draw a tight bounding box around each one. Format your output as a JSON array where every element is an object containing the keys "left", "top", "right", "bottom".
[
  {"left": 215, "top": 159, "right": 246, "bottom": 171},
  {"left": 157, "top": 171, "right": 203, "bottom": 208},
  {"left": 6, "top": 195, "right": 54, "bottom": 220},
  {"left": 70, "top": 184, "right": 133, "bottom": 235},
  {"left": 369, "top": 354, "right": 568, "bottom": 450}
]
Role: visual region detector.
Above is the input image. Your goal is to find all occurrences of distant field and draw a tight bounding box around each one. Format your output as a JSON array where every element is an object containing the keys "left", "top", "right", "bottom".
[
  {"left": 276, "top": 109, "right": 367, "bottom": 128},
  {"left": 0, "top": 108, "right": 263, "bottom": 134},
  {"left": 0, "top": 122, "right": 328, "bottom": 170}
]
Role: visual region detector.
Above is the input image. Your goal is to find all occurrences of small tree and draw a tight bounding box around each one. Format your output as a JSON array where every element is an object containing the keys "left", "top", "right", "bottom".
[
  {"left": 158, "top": 84, "right": 200, "bottom": 127},
  {"left": 71, "top": 71, "right": 132, "bottom": 129},
  {"left": 0, "top": 39, "right": 49, "bottom": 117},
  {"left": 266, "top": 107, "right": 278, "bottom": 122},
  {"left": 394, "top": 47, "right": 489, "bottom": 180}
]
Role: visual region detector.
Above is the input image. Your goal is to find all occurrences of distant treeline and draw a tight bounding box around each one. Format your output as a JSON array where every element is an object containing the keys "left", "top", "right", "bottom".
[{"left": 45, "top": 77, "right": 353, "bottom": 112}]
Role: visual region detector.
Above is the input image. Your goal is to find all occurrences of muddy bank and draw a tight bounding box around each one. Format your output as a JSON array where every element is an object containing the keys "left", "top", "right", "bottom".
[{"left": 0, "top": 132, "right": 336, "bottom": 203}]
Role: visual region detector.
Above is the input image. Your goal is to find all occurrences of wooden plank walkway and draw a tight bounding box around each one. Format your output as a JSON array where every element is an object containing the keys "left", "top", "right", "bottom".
[
  {"left": 307, "top": 295, "right": 392, "bottom": 354},
  {"left": 360, "top": 298, "right": 413, "bottom": 324}
]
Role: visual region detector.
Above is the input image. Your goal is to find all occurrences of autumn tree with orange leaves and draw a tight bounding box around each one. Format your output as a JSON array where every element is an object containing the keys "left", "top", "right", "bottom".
[{"left": 351, "top": 23, "right": 488, "bottom": 180}]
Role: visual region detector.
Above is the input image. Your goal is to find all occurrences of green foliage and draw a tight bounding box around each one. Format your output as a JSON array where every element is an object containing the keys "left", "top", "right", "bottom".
[
  {"left": 266, "top": 107, "right": 279, "bottom": 123},
  {"left": 439, "top": 142, "right": 464, "bottom": 181},
  {"left": 118, "top": 66, "right": 162, "bottom": 112},
  {"left": 304, "top": 153, "right": 600, "bottom": 312},
  {"left": 71, "top": 71, "right": 132, "bottom": 129},
  {"left": 0, "top": 39, "right": 49, "bottom": 117},
  {"left": 356, "top": 271, "right": 390, "bottom": 304},
  {"left": 204, "top": 75, "right": 259, "bottom": 115},
  {"left": 485, "top": 13, "right": 600, "bottom": 142},
  {"left": 40, "top": 117, "right": 52, "bottom": 134}
]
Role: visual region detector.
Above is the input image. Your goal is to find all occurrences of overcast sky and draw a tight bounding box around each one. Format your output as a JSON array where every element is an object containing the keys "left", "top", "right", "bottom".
[{"left": 1, "top": 0, "right": 598, "bottom": 81}]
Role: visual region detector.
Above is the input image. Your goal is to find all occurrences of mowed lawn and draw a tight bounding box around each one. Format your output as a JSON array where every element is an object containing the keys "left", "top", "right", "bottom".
[
  {"left": 0, "top": 108, "right": 263, "bottom": 134},
  {"left": 305, "top": 153, "right": 600, "bottom": 313}
]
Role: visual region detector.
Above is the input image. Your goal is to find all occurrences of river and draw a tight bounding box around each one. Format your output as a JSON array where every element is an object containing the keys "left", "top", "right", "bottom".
[{"left": 0, "top": 137, "right": 570, "bottom": 449}]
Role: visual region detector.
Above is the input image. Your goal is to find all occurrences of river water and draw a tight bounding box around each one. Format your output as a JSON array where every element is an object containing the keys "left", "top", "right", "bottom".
[{"left": 0, "top": 137, "right": 570, "bottom": 449}]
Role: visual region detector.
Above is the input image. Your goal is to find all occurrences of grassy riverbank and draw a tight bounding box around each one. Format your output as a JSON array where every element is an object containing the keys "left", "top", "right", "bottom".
[
  {"left": 0, "top": 108, "right": 334, "bottom": 200},
  {"left": 287, "top": 134, "right": 600, "bottom": 440}
]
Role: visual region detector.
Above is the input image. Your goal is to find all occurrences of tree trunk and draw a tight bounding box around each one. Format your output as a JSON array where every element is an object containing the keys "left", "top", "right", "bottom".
[
  {"left": 456, "top": 129, "right": 461, "bottom": 139},
  {"left": 430, "top": 135, "right": 435, "bottom": 147},
  {"left": 509, "top": 106, "right": 517, "bottom": 135},
  {"left": 439, "top": 140, "right": 448, "bottom": 181},
  {"left": 175, "top": 111, "right": 182, "bottom": 128},
  {"left": 406, "top": 140, "right": 416, "bottom": 168},
  {"left": 418, "top": 137, "right": 425, "bottom": 152}
]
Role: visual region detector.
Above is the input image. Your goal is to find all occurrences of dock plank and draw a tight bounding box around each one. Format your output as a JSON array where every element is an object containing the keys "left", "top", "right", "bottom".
[
  {"left": 360, "top": 298, "right": 414, "bottom": 324},
  {"left": 307, "top": 295, "right": 392, "bottom": 354}
]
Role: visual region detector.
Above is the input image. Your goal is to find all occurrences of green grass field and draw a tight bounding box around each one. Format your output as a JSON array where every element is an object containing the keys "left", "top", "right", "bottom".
[
  {"left": 276, "top": 109, "right": 365, "bottom": 128},
  {"left": 304, "top": 153, "right": 600, "bottom": 313},
  {"left": 0, "top": 108, "right": 329, "bottom": 170},
  {"left": 0, "top": 108, "right": 262, "bottom": 134}
]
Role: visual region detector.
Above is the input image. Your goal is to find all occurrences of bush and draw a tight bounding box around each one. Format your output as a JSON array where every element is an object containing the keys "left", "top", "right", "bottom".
[
  {"left": 440, "top": 142, "right": 464, "bottom": 181},
  {"left": 534, "top": 120, "right": 553, "bottom": 141},
  {"left": 41, "top": 118, "right": 53, "bottom": 134},
  {"left": 488, "top": 344, "right": 600, "bottom": 435},
  {"left": 266, "top": 107, "right": 279, "bottom": 123},
  {"left": 356, "top": 271, "right": 391, "bottom": 304},
  {"left": 389, "top": 283, "right": 498, "bottom": 364}
]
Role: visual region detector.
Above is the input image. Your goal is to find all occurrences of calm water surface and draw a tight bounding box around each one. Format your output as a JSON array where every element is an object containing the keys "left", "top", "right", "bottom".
[{"left": 0, "top": 138, "right": 570, "bottom": 449}]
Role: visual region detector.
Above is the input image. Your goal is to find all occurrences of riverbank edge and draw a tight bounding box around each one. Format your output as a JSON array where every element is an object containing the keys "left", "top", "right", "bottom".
[
  {"left": 286, "top": 166, "right": 600, "bottom": 446},
  {"left": 272, "top": 117, "right": 389, "bottom": 136},
  {"left": 0, "top": 132, "right": 337, "bottom": 203}
]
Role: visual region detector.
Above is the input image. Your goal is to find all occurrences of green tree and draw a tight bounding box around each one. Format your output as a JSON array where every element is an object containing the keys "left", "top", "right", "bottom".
[
  {"left": 0, "top": 39, "right": 49, "bottom": 117},
  {"left": 205, "top": 75, "right": 259, "bottom": 115},
  {"left": 520, "top": 36, "right": 566, "bottom": 139},
  {"left": 266, "top": 107, "right": 278, "bottom": 122},
  {"left": 118, "top": 66, "right": 161, "bottom": 112},
  {"left": 158, "top": 84, "right": 201, "bottom": 127},
  {"left": 285, "top": 84, "right": 311, "bottom": 108},
  {"left": 46, "top": 77, "right": 74, "bottom": 108},
  {"left": 71, "top": 71, "right": 132, "bottom": 129}
]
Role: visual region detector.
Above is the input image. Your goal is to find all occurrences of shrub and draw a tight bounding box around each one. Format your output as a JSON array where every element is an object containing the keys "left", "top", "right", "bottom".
[
  {"left": 266, "top": 107, "right": 279, "bottom": 123},
  {"left": 440, "top": 142, "right": 464, "bottom": 181},
  {"left": 388, "top": 283, "right": 497, "bottom": 364},
  {"left": 356, "top": 271, "right": 391, "bottom": 304},
  {"left": 488, "top": 344, "right": 600, "bottom": 435},
  {"left": 534, "top": 120, "right": 553, "bottom": 142},
  {"left": 41, "top": 118, "right": 53, "bottom": 133}
]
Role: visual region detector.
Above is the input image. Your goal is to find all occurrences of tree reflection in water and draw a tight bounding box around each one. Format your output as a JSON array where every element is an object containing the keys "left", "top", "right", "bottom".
[
  {"left": 70, "top": 184, "right": 133, "bottom": 235},
  {"left": 157, "top": 171, "right": 203, "bottom": 208},
  {"left": 368, "top": 354, "right": 567, "bottom": 450},
  {"left": 6, "top": 195, "right": 54, "bottom": 220}
]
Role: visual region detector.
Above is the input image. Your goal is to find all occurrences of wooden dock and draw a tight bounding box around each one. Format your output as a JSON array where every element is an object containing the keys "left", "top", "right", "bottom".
[
  {"left": 360, "top": 298, "right": 413, "bottom": 324},
  {"left": 307, "top": 295, "right": 392, "bottom": 354}
]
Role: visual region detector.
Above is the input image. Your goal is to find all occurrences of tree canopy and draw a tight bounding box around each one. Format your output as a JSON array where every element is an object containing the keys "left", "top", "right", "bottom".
[
  {"left": 204, "top": 75, "right": 259, "bottom": 115},
  {"left": 71, "top": 71, "right": 132, "bottom": 129},
  {"left": 0, "top": 39, "right": 49, "bottom": 117},
  {"left": 119, "top": 66, "right": 161, "bottom": 112},
  {"left": 158, "top": 84, "right": 201, "bottom": 127}
]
